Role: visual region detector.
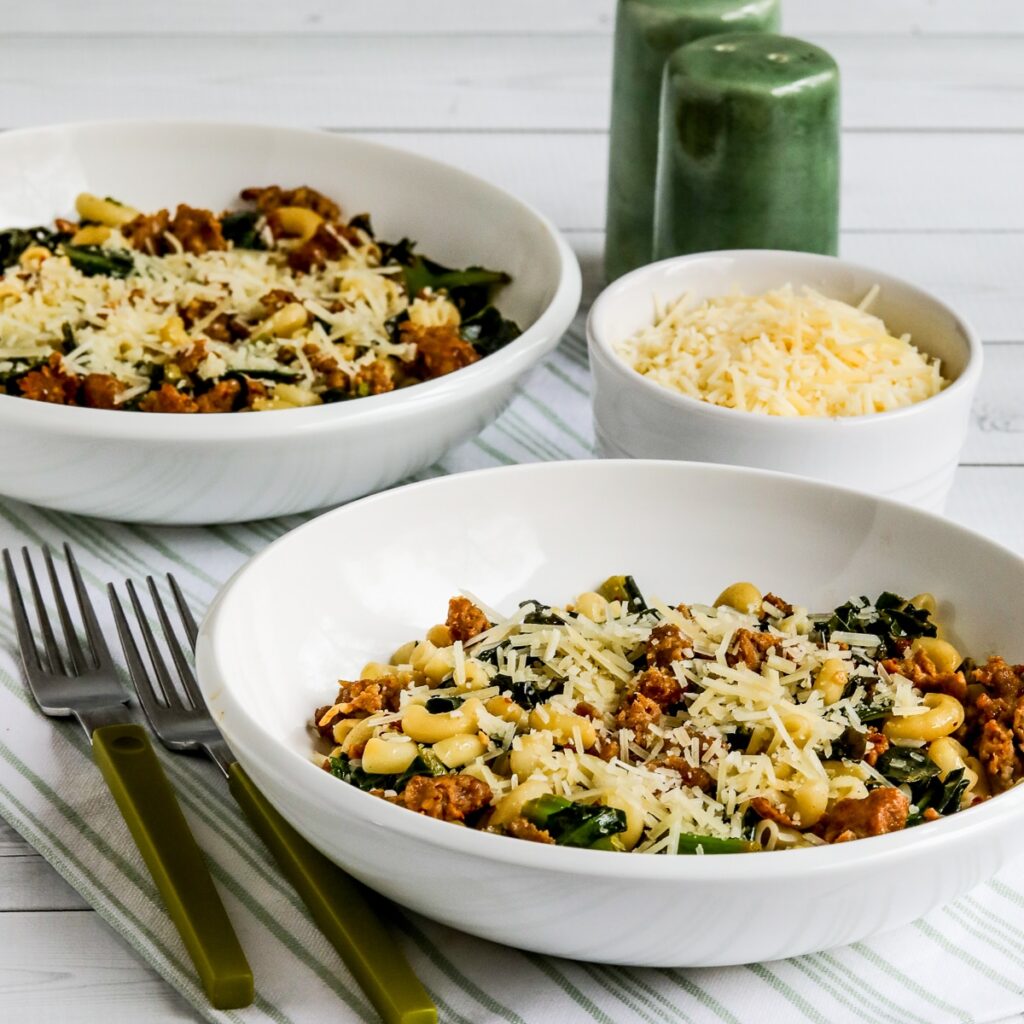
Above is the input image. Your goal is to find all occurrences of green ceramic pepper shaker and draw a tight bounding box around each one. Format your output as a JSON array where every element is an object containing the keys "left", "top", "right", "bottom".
[
  {"left": 653, "top": 33, "right": 840, "bottom": 259},
  {"left": 604, "top": 0, "right": 780, "bottom": 282}
]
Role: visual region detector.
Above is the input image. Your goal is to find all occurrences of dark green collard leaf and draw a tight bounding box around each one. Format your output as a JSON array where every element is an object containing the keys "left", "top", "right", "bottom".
[
  {"left": 425, "top": 695, "right": 464, "bottom": 714},
  {"left": 907, "top": 767, "right": 969, "bottom": 826},
  {"left": 519, "top": 600, "right": 562, "bottom": 627},
  {"left": 459, "top": 304, "right": 521, "bottom": 357},
  {"left": 62, "top": 244, "right": 135, "bottom": 278},
  {"left": 220, "top": 210, "right": 265, "bottom": 250},
  {"left": 491, "top": 672, "right": 560, "bottom": 710},
  {"left": 379, "top": 237, "right": 510, "bottom": 317},
  {"left": 677, "top": 833, "right": 756, "bottom": 854},
  {"left": 0, "top": 226, "right": 65, "bottom": 269},
  {"left": 821, "top": 592, "right": 937, "bottom": 657},
  {"left": 597, "top": 575, "right": 649, "bottom": 613},
  {"left": 875, "top": 746, "right": 941, "bottom": 785},
  {"left": 328, "top": 751, "right": 447, "bottom": 794},
  {"left": 522, "top": 795, "right": 627, "bottom": 848},
  {"left": 852, "top": 697, "right": 895, "bottom": 723}
]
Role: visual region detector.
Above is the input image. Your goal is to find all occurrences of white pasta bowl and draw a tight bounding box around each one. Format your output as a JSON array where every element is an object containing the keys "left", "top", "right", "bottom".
[
  {"left": 587, "top": 251, "right": 982, "bottom": 513},
  {"left": 0, "top": 121, "right": 580, "bottom": 524},
  {"left": 197, "top": 459, "right": 1024, "bottom": 967}
]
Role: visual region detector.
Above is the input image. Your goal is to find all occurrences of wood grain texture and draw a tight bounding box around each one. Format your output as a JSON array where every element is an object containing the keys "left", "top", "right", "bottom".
[
  {"left": 6, "top": 0, "right": 1024, "bottom": 35},
  {"left": 0, "top": 912, "right": 200, "bottom": 1021},
  {"left": 0, "top": 34, "right": 1020, "bottom": 131}
]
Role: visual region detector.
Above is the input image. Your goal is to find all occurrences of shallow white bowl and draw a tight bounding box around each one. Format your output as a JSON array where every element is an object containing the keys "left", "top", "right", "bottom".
[
  {"left": 0, "top": 121, "right": 580, "bottom": 524},
  {"left": 197, "top": 459, "right": 1024, "bottom": 967},
  {"left": 587, "top": 251, "right": 982, "bottom": 513}
]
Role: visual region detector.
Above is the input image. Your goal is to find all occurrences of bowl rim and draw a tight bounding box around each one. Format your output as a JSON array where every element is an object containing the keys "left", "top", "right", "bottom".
[
  {"left": 0, "top": 119, "right": 582, "bottom": 440},
  {"left": 197, "top": 457, "right": 1024, "bottom": 882},
  {"left": 586, "top": 249, "right": 983, "bottom": 430}
]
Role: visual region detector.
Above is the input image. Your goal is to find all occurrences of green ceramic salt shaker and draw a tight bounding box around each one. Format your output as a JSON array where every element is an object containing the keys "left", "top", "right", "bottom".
[
  {"left": 653, "top": 33, "right": 840, "bottom": 259},
  {"left": 604, "top": 0, "right": 780, "bottom": 282}
]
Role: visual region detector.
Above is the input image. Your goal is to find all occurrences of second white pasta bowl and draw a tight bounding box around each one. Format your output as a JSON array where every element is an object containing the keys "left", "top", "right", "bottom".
[
  {"left": 0, "top": 121, "right": 580, "bottom": 524},
  {"left": 587, "top": 251, "right": 982, "bottom": 512},
  {"left": 196, "top": 460, "right": 1024, "bottom": 967}
]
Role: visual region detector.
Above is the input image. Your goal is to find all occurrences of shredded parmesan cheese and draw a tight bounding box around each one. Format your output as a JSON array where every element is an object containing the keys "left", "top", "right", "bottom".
[{"left": 615, "top": 285, "right": 948, "bottom": 418}]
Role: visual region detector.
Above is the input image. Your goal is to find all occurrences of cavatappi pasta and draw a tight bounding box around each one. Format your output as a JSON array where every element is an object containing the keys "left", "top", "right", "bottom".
[
  {"left": 313, "top": 579, "right": 1022, "bottom": 853},
  {"left": 0, "top": 186, "right": 520, "bottom": 412}
]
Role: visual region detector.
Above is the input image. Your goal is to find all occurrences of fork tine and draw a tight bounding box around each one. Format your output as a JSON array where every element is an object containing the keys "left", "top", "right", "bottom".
[
  {"left": 63, "top": 543, "right": 115, "bottom": 670},
  {"left": 148, "top": 576, "right": 204, "bottom": 710},
  {"left": 22, "top": 549, "right": 65, "bottom": 676},
  {"left": 108, "top": 583, "right": 167, "bottom": 726},
  {"left": 168, "top": 574, "right": 200, "bottom": 653},
  {"left": 4, "top": 549, "right": 42, "bottom": 674},
  {"left": 125, "top": 579, "right": 184, "bottom": 709},
  {"left": 43, "top": 545, "right": 89, "bottom": 674}
]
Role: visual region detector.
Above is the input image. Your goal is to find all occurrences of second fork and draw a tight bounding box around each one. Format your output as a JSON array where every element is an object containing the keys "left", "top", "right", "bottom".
[{"left": 110, "top": 574, "right": 438, "bottom": 1024}]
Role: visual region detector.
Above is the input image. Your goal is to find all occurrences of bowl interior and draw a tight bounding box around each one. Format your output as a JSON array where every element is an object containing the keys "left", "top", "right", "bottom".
[
  {"left": 201, "top": 460, "right": 1024, "bottom": 778},
  {"left": 591, "top": 251, "right": 975, "bottom": 381},
  {"left": 0, "top": 121, "right": 562, "bottom": 331}
]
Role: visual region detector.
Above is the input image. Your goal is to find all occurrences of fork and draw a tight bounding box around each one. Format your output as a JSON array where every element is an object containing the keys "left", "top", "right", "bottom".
[
  {"left": 109, "top": 573, "right": 438, "bottom": 1024},
  {"left": 3, "top": 545, "right": 254, "bottom": 1009}
]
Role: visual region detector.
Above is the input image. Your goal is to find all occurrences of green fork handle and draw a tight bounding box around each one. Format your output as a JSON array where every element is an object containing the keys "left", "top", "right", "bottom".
[
  {"left": 92, "top": 724, "right": 254, "bottom": 1009},
  {"left": 227, "top": 762, "right": 437, "bottom": 1024}
]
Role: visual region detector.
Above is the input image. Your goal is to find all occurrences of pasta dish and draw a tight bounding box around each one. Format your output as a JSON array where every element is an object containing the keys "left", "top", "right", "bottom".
[
  {"left": 0, "top": 186, "right": 519, "bottom": 412},
  {"left": 312, "top": 578, "right": 1018, "bottom": 853}
]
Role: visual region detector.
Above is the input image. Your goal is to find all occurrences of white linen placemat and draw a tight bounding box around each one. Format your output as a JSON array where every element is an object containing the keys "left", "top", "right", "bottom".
[{"left": 1, "top": 326, "right": 1022, "bottom": 1024}]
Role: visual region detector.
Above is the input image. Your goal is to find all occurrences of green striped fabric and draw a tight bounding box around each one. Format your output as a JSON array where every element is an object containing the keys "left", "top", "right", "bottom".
[{"left": 1, "top": 319, "right": 1022, "bottom": 1024}]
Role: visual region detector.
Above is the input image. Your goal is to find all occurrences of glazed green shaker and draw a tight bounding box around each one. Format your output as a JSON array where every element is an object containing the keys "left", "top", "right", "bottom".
[
  {"left": 653, "top": 33, "right": 840, "bottom": 259},
  {"left": 604, "top": 0, "right": 780, "bottom": 282}
]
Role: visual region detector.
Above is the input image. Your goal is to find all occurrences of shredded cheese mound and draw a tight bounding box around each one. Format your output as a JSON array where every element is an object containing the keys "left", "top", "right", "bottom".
[{"left": 614, "top": 285, "right": 948, "bottom": 418}]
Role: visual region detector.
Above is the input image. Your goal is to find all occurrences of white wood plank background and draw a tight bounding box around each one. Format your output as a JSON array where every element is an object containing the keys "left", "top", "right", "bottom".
[{"left": 0, "top": 2, "right": 1022, "bottom": 1020}]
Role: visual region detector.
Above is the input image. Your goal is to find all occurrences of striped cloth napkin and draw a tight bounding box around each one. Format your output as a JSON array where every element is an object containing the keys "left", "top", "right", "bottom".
[{"left": 1, "top": 320, "right": 1023, "bottom": 1024}]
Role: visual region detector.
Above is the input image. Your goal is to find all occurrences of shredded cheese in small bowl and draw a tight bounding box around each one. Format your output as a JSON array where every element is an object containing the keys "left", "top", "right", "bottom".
[{"left": 614, "top": 285, "right": 947, "bottom": 418}]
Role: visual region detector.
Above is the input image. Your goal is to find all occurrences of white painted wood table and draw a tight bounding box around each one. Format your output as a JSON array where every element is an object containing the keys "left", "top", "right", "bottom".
[{"left": 0, "top": 1, "right": 1022, "bottom": 1019}]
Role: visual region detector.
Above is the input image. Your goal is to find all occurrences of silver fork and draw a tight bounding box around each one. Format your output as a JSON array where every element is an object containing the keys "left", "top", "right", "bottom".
[
  {"left": 3, "top": 545, "right": 253, "bottom": 1010},
  {"left": 109, "top": 574, "right": 437, "bottom": 1024}
]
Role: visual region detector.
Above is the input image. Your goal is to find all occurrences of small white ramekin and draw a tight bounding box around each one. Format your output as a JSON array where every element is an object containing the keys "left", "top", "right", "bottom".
[{"left": 587, "top": 250, "right": 982, "bottom": 512}]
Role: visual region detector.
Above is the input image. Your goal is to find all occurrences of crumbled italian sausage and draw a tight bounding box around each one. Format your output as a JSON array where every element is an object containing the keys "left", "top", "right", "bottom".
[
  {"left": 505, "top": 817, "right": 555, "bottom": 844},
  {"left": 727, "top": 629, "right": 782, "bottom": 670},
  {"left": 401, "top": 322, "right": 480, "bottom": 379},
  {"left": 396, "top": 774, "right": 492, "bottom": 822},
  {"left": 18, "top": 353, "right": 79, "bottom": 404},
  {"left": 446, "top": 597, "right": 490, "bottom": 643},
  {"left": 814, "top": 788, "right": 909, "bottom": 844},
  {"left": 635, "top": 668, "right": 684, "bottom": 709},
  {"left": 646, "top": 623, "right": 687, "bottom": 669}
]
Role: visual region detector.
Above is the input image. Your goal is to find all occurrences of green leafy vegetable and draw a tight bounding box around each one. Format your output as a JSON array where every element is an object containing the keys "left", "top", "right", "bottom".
[
  {"left": 492, "top": 672, "right": 559, "bottom": 710},
  {"left": 348, "top": 213, "right": 374, "bottom": 236},
  {"left": 379, "top": 237, "right": 511, "bottom": 318},
  {"left": 416, "top": 748, "right": 449, "bottom": 777},
  {"left": 875, "top": 747, "right": 941, "bottom": 785},
  {"left": 677, "top": 833, "right": 757, "bottom": 854},
  {"left": 907, "top": 767, "right": 969, "bottom": 826},
  {"left": 597, "top": 575, "right": 649, "bottom": 613},
  {"left": 328, "top": 751, "right": 446, "bottom": 794},
  {"left": 520, "top": 600, "right": 562, "bottom": 627},
  {"left": 821, "top": 592, "right": 937, "bottom": 657},
  {"left": 62, "top": 244, "right": 134, "bottom": 278},
  {"left": 220, "top": 210, "right": 265, "bottom": 250},
  {"left": 0, "top": 226, "right": 64, "bottom": 270},
  {"left": 425, "top": 695, "right": 464, "bottom": 714},
  {"left": 852, "top": 697, "right": 895, "bottom": 723},
  {"left": 460, "top": 305, "right": 521, "bottom": 357},
  {"left": 523, "top": 795, "right": 627, "bottom": 848}
]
